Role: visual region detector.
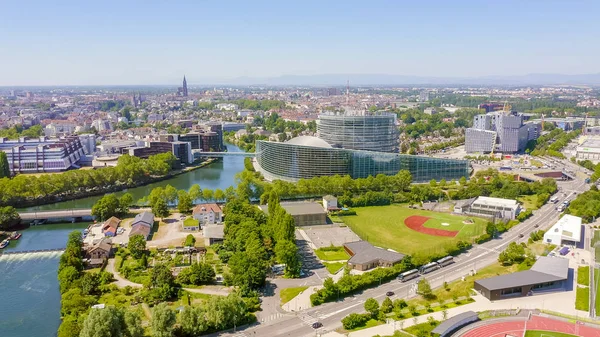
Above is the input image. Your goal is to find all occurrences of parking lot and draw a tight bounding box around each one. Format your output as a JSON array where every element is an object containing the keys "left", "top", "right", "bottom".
[{"left": 302, "top": 225, "right": 361, "bottom": 248}]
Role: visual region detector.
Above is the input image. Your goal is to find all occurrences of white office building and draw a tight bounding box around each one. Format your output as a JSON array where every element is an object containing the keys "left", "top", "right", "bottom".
[
  {"left": 543, "top": 215, "right": 582, "bottom": 246},
  {"left": 456, "top": 196, "right": 521, "bottom": 220},
  {"left": 576, "top": 138, "right": 600, "bottom": 164}
]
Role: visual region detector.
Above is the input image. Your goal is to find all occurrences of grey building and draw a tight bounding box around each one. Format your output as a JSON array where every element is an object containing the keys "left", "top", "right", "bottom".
[
  {"left": 317, "top": 113, "right": 399, "bottom": 153},
  {"left": 474, "top": 256, "right": 569, "bottom": 300},
  {"left": 466, "top": 111, "right": 541, "bottom": 154},
  {"left": 344, "top": 241, "right": 405, "bottom": 271},
  {"left": 0, "top": 136, "right": 85, "bottom": 174},
  {"left": 431, "top": 311, "right": 479, "bottom": 337},
  {"left": 258, "top": 201, "right": 327, "bottom": 227}
]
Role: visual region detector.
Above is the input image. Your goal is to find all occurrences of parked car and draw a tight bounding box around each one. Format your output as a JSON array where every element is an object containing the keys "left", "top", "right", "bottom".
[
  {"left": 386, "top": 291, "right": 395, "bottom": 296},
  {"left": 312, "top": 322, "right": 322, "bottom": 329}
]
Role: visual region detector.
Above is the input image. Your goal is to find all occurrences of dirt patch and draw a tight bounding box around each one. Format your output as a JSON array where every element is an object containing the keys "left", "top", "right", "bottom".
[{"left": 404, "top": 215, "right": 458, "bottom": 237}]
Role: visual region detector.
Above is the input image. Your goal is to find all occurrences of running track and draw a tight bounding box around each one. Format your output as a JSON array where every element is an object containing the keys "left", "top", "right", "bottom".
[{"left": 461, "top": 316, "right": 600, "bottom": 337}]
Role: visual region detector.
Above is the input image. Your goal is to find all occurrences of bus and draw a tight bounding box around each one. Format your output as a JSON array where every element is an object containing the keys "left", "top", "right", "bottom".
[
  {"left": 550, "top": 196, "right": 559, "bottom": 204},
  {"left": 436, "top": 256, "right": 455, "bottom": 268},
  {"left": 419, "top": 262, "right": 440, "bottom": 274},
  {"left": 499, "top": 166, "right": 512, "bottom": 171},
  {"left": 398, "top": 269, "right": 420, "bottom": 282}
]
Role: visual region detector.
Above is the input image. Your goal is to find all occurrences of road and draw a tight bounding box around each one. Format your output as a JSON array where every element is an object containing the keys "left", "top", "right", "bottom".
[{"left": 221, "top": 178, "right": 589, "bottom": 337}]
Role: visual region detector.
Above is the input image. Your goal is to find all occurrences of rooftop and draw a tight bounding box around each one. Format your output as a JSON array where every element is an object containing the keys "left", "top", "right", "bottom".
[
  {"left": 475, "top": 256, "right": 569, "bottom": 291},
  {"left": 431, "top": 311, "right": 479, "bottom": 336},
  {"left": 344, "top": 241, "right": 405, "bottom": 265},
  {"left": 473, "top": 196, "right": 519, "bottom": 209},
  {"left": 203, "top": 225, "right": 224, "bottom": 239},
  {"left": 285, "top": 136, "right": 332, "bottom": 149},
  {"left": 133, "top": 212, "right": 154, "bottom": 227},
  {"left": 192, "top": 203, "right": 222, "bottom": 214},
  {"left": 545, "top": 214, "right": 582, "bottom": 242}
]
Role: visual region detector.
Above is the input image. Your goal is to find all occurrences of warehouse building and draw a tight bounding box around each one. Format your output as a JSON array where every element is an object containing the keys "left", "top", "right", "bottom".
[
  {"left": 259, "top": 201, "right": 327, "bottom": 227},
  {"left": 474, "top": 256, "right": 569, "bottom": 301},
  {"left": 576, "top": 138, "right": 600, "bottom": 164},
  {"left": 344, "top": 241, "right": 405, "bottom": 271},
  {"left": 543, "top": 214, "right": 582, "bottom": 246}
]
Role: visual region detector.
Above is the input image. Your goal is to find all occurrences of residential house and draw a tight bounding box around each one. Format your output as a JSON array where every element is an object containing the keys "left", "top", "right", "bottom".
[
  {"left": 129, "top": 212, "right": 154, "bottom": 240},
  {"left": 85, "top": 238, "right": 113, "bottom": 267},
  {"left": 102, "top": 216, "right": 121, "bottom": 237},
  {"left": 192, "top": 203, "right": 223, "bottom": 226}
]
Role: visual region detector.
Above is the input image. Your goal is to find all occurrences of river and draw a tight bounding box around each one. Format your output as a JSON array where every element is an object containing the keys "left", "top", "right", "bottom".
[{"left": 1, "top": 143, "right": 246, "bottom": 337}]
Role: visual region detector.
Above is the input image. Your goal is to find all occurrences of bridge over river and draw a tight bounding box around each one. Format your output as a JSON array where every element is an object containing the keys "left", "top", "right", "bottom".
[{"left": 19, "top": 209, "right": 93, "bottom": 221}]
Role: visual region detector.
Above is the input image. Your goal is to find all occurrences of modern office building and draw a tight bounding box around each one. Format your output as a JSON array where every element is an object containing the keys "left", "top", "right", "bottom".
[
  {"left": 126, "top": 141, "right": 192, "bottom": 165},
  {"left": 543, "top": 215, "right": 582, "bottom": 246},
  {"left": 255, "top": 136, "right": 469, "bottom": 183},
  {"left": 0, "top": 136, "right": 85, "bottom": 174},
  {"left": 317, "top": 113, "right": 399, "bottom": 152},
  {"left": 576, "top": 138, "right": 600, "bottom": 163},
  {"left": 465, "top": 111, "right": 541, "bottom": 153}
]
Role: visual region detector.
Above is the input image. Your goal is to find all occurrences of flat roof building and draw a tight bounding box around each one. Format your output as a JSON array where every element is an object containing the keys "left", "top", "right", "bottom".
[
  {"left": 259, "top": 201, "right": 327, "bottom": 227},
  {"left": 543, "top": 214, "right": 582, "bottom": 246},
  {"left": 343, "top": 241, "right": 405, "bottom": 271},
  {"left": 455, "top": 196, "right": 521, "bottom": 220},
  {"left": 576, "top": 138, "right": 600, "bottom": 164},
  {"left": 0, "top": 136, "right": 85, "bottom": 174},
  {"left": 474, "top": 256, "right": 569, "bottom": 301}
]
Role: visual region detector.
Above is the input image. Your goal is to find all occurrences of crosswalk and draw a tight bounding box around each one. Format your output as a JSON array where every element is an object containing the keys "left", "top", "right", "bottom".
[
  {"left": 260, "top": 312, "right": 286, "bottom": 323},
  {"left": 298, "top": 313, "right": 319, "bottom": 326}
]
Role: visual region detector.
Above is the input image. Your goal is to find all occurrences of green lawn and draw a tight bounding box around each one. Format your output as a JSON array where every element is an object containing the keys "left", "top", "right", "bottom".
[
  {"left": 575, "top": 286, "right": 589, "bottom": 311},
  {"left": 525, "top": 331, "right": 577, "bottom": 337},
  {"left": 183, "top": 217, "right": 199, "bottom": 228},
  {"left": 323, "top": 262, "right": 345, "bottom": 274},
  {"left": 578, "top": 266, "right": 590, "bottom": 286},
  {"left": 314, "top": 246, "right": 350, "bottom": 261},
  {"left": 342, "top": 205, "right": 487, "bottom": 257},
  {"left": 595, "top": 269, "right": 600, "bottom": 315},
  {"left": 280, "top": 286, "right": 308, "bottom": 305},
  {"left": 339, "top": 318, "right": 383, "bottom": 333},
  {"left": 518, "top": 195, "right": 539, "bottom": 211},
  {"left": 404, "top": 320, "right": 439, "bottom": 336}
]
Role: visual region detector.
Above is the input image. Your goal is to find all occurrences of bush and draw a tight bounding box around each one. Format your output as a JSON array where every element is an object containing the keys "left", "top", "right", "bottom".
[
  {"left": 341, "top": 313, "right": 371, "bottom": 330},
  {"left": 516, "top": 209, "right": 533, "bottom": 222}
]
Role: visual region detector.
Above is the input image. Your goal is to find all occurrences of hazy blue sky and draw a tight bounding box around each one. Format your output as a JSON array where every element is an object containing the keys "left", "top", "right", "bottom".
[{"left": 1, "top": 0, "right": 598, "bottom": 85}]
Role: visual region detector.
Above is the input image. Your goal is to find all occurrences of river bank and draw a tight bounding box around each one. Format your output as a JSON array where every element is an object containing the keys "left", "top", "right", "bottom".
[{"left": 11, "top": 158, "right": 218, "bottom": 210}]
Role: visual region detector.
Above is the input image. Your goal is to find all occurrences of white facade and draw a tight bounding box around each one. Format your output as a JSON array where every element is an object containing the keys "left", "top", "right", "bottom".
[
  {"left": 323, "top": 195, "right": 338, "bottom": 210},
  {"left": 192, "top": 204, "right": 223, "bottom": 226},
  {"left": 467, "top": 196, "right": 521, "bottom": 219},
  {"left": 543, "top": 214, "right": 582, "bottom": 246},
  {"left": 576, "top": 138, "right": 600, "bottom": 164}
]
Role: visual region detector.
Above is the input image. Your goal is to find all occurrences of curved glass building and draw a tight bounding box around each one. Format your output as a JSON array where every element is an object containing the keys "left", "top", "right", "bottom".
[
  {"left": 256, "top": 136, "right": 469, "bottom": 183},
  {"left": 317, "top": 113, "right": 399, "bottom": 152}
]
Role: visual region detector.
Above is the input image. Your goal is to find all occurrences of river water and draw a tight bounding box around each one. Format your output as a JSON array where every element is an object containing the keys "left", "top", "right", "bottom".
[{"left": 1, "top": 144, "right": 246, "bottom": 337}]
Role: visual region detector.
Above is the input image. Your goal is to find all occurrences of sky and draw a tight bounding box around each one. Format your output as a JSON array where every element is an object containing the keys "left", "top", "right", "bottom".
[{"left": 1, "top": 0, "right": 599, "bottom": 85}]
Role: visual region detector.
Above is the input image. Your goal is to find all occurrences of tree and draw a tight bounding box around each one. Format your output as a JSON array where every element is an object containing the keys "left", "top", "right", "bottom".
[
  {"left": 0, "top": 152, "right": 10, "bottom": 178},
  {"left": 0, "top": 206, "right": 20, "bottom": 230},
  {"left": 381, "top": 297, "right": 393, "bottom": 314},
  {"left": 177, "top": 190, "right": 192, "bottom": 213},
  {"left": 179, "top": 306, "right": 208, "bottom": 336},
  {"left": 58, "top": 266, "right": 81, "bottom": 293},
  {"left": 202, "top": 189, "right": 214, "bottom": 201},
  {"left": 429, "top": 179, "right": 437, "bottom": 187},
  {"left": 274, "top": 240, "right": 301, "bottom": 278},
  {"left": 459, "top": 176, "right": 467, "bottom": 185},
  {"left": 79, "top": 307, "right": 125, "bottom": 337},
  {"left": 214, "top": 188, "right": 225, "bottom": 201},
  {"left": 119, "top": 193, "right": 134, "bottom": 215},
  {"left": 164, "top": 185, "right": 178, "bottom": 205},
  {"left": 152, "top": 198, "right": 170, "bottom": 219},
  {"left": 341, "top": 313, "right": 370, "bottom": 330},
  {"left": 129, "top": 235, "right": 146, "bottom": 259},
  {"left": 57, "top": 315, "right": 81, "bottom": 337},
  {"left": 188, "top": 184, "right": 202, "bottom": 201},
  {"left": 176, "top": 262, "right": 215, "bottom": 286},
  {"left": 151, "top": 303, "right": 176, "bottom": 337},
  {"left": 418, "top": 278, "right": 434, "bottom": 299},
  {"left": 184, "top": 234, "right": 196, "bottom": 247},
  {"left": 91, "top": 194, "right": 121, "bottom": 221},
  {"left": 364, "top": 298, "right": 379, "bottom": 317},
  {"left": 124, "top": 311, "right": 144, "bottom": 337},
  {"left": 148, "top": 263, "right": 177, "bottom": 300},
  {"left": 498, "top": 242, "right": 527, "bottom": 265}
]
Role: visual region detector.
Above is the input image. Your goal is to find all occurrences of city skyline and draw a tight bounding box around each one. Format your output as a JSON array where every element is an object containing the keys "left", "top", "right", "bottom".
[{"left": 2, "top": 0, "right": 600, "bottom": 86}]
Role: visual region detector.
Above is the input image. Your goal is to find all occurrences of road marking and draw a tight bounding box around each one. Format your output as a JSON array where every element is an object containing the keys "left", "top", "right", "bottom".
[{"left": 320, "top": 300, "right": 364, "bottom": 319}]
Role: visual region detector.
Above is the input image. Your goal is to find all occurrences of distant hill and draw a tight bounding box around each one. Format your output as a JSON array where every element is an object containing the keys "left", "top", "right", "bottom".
[{"left": 199, "top": 73, "right": 600, "bottom": 86}]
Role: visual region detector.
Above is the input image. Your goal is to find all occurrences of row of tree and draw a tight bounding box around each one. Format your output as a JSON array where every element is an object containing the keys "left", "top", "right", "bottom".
[{"left": 0, "top": 152, "right": 177, "bottom": 207}]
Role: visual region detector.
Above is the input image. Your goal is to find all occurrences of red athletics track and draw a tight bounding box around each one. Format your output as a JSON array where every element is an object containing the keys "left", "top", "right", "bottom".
[
  {"left": 462, "top": 315, "right": 600, "bottom": 337},
  {"left": 404, "top": 215, "right": 459, "bottom": 237}
]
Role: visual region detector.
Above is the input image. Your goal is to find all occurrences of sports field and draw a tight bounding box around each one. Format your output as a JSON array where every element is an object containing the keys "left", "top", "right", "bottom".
[
  {"left": 342, "top": 205, "right": 487, "bottom": 257},
  {"left": 524, "top": 331, "right": 577, "bottom": 337}
]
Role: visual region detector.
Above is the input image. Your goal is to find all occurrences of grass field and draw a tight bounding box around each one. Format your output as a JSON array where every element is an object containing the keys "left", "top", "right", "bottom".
[
  {"left": 518, "top": 195, "right": 540, "bottom": 211},
  {"left": 577, "top": 266, "right": 590, "bottom": 286},
  {"left": 323, "top": 262, "right": 345, "bottom": 274},
  {"left": 524, "top": 331, "right": 577, "bottom": 337},
  {"left": 342, "top": 205, "right": 487, "bottom": 256},
  {"left": 575, "top": 286, "right": 589, "bottom": 311},
  {"left": 280, "top": 286, "right": 308, "bottom": 304},
  {"left": 314, "top": 246, "right": 350, "bottom": 261}
]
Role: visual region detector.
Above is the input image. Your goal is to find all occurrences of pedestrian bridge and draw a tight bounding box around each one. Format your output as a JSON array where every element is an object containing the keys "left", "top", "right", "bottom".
[{"left": 19, "top": 209, "right": 93, "bottom": 221}]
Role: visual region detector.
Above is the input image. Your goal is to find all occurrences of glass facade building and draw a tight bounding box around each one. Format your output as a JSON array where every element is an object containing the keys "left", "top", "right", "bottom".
[
  {"left": 317, "top": 113, "right": 399, "bottom": 152},
  {"left": 256, "top": 137, "right": 469, "bottom": 183}
]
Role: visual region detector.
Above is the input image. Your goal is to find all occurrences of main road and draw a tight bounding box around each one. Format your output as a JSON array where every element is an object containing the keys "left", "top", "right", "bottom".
[{"left": 221, "top": 178, "right": 589, "bottom": 337}]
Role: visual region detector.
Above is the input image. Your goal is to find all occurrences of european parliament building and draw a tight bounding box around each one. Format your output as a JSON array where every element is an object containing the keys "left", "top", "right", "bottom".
[
  {"left": 317, "top": 113, "right": 399, "bottom": 152},
  {"left": 256, "top": 136, "right": 469, "bottom": 183}
]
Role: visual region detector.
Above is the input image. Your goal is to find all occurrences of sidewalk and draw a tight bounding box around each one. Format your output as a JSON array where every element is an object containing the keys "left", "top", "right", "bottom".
[{"left": 282, "top": 286, "right": 321, "bottom": 312}]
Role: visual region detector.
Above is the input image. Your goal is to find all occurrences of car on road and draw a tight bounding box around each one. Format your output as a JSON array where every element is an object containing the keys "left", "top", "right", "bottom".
[
  {"left": 312, "top": 322, "right": 322, "bottom": 329},
  {"left": 518, "top": 234, "right": 524, "bottom": 238},
  {"left": 534, "top": 224, "right": 539, "bottom": 228},
  {"left": 386, "top": 291, "right": 395, "bottom": 296}
]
